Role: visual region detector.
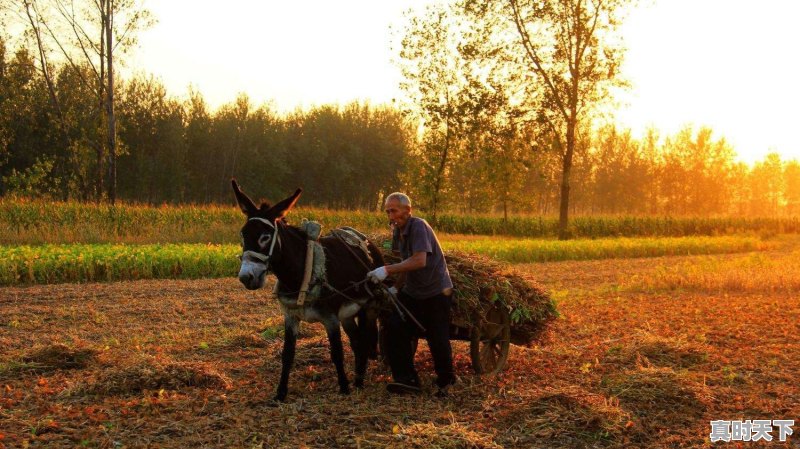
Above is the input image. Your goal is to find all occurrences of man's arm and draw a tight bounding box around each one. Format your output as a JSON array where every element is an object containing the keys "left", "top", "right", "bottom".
[
  {"left": 394, "top": 271, "right": 408, "bottom": 291},
  {"left": 385, "top": 251, "right": 426, "bottom": 276}
]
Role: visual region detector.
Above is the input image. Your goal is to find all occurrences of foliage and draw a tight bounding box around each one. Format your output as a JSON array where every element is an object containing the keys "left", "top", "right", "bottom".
[{"left": 2, "top": 36, "right": 800, "bottom": 216}]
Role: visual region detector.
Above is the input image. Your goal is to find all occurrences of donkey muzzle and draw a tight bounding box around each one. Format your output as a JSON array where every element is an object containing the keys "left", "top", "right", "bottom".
[{"left": 238, "top": 259, "right": 267, "bottom": 290}]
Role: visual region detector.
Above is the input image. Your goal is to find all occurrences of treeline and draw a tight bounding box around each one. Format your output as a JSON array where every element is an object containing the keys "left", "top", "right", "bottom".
[
  {"left": 0, "top": 41, "right": 409, "bottom": 208},
  {"left": 1, "top": 40, "right": 799, "bottom": 216},
  {"left": 510, "top": 126, "right": 800, "bottom": 218}
]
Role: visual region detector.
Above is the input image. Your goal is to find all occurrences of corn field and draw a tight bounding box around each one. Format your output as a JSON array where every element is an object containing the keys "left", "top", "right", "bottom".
[{"left": 3, "top": 199, "right": 800, "bottom": 245}]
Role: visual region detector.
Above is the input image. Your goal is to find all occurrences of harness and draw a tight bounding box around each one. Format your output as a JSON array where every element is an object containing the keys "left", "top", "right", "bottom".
[
  {"left": 241, "top": 217, "right": 281, "bottom": 268},
  {"left": 239, "top": 218, "right": 425, "bottom": 331}
]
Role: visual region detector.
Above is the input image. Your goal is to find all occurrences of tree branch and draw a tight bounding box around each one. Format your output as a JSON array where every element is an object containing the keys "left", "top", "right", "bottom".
[{"left": 507, "top": 0, "right": 569, "bottom": 120}]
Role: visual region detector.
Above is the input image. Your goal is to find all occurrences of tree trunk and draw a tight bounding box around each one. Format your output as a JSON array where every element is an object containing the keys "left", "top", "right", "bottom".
[
  {"left": 105, "top": 0, "right": 116, "bottom": 204},
  {"left": 96, "top": 1, "right": 106, "bottom": 202},
  {"left": 431, "top": 119, "right": 451, "bottom": 224},
  {"left": 558, "top": 121, "right": 576, "bottom": 240}
]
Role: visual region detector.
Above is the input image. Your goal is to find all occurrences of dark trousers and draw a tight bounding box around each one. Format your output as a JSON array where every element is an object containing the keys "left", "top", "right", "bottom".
[{"left": 386, "top": 291, "right": 455, "bottom": 388}]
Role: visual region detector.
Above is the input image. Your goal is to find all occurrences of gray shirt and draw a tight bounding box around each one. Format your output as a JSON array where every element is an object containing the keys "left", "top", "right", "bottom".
[{"left": 392, "top": 216, "right": 453, "bottom": 298}]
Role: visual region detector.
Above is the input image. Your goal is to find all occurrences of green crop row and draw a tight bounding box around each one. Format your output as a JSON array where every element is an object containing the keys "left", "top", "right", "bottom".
[
  {"left": 3, "top": 199, "right": 800, "bottom": 245},
  {"left": 0, "top": 235, "right": 773, "bottom": 286},
  {"left": 440, "top": 235, "right": 774, "bottom": 264},
  {"left": 0, "top": 244, "right": 240, "bottom": 285}
]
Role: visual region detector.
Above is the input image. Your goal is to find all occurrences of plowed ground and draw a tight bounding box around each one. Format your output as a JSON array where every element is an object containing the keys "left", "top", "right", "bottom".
[{"left": 1, "top": 254, "right": 798, "bottom": 448}]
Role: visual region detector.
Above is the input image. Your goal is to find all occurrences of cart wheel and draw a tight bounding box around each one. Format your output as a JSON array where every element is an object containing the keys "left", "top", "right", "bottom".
[{"left": 470, "top": 303, "right": 511, "bottom": 375}]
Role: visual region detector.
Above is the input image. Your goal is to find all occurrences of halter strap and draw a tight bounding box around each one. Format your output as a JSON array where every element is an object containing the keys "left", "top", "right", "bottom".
[
  {"left": 248, "top": 217, "right": 276, "bottom": 228},
  {"left": 241, "top": 217, "right": 281, "bottom": 266}
]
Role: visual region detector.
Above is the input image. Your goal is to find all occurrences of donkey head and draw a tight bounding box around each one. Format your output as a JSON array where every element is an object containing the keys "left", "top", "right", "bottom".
[{"left": 232, "top": 179, "right": 302, "bottom": 290}]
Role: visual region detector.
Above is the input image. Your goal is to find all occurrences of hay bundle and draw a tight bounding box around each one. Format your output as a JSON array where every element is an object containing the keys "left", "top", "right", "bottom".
[{"left": 370, "top": 234, "right": 557, "bottom": 345}]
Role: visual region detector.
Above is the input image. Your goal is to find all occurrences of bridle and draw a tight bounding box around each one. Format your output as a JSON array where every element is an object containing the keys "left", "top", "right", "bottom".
[{"left": 239, "top": 217, "right": 281, "bottom": 271}]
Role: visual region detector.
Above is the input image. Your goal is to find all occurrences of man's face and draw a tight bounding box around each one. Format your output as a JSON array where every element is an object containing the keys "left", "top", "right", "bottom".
[{"left": 385, "top": 198, "right": 411, "bottom": 229}]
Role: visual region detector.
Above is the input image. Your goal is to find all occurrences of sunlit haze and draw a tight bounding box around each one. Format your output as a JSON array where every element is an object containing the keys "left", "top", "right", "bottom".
[{"left": 129, "top": 0, "right": 800, "bottom": 164}]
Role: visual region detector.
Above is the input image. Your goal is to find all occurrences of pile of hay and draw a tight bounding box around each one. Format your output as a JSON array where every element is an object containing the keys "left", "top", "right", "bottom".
[
  {"left": 497, "top": 390, "right": 631, "bottom": 446},
  {"left": 604, "top": 333, "right": 709, "bottom": 370},
  {"left": 19, "top": 344, "right": 97, "bottom": 371},
  {"left": 80, "top": 359, "right": 231, "bottom": 395},
  {"left": 224, "top": 333, "right": 270, "bottom": 349},
  {"left": 370, "top": 233, "right": 557, "bottom": 344},
  {"left": 600, "top": 367, "right": 708, "bottom": 424}
]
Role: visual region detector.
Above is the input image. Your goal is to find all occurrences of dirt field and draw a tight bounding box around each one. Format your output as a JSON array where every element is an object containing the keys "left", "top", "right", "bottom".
[{"left": 1, "top": 254, "right": 798, "bottom": 448}]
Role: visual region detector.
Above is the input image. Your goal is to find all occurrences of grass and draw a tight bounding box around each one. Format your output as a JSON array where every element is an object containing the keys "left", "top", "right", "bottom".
[
  {"left": 4, "top": 198, "right": 800, "bottom": 244},
  {"left": 0, "top": 235, "right": 776, "bottom": 286}
]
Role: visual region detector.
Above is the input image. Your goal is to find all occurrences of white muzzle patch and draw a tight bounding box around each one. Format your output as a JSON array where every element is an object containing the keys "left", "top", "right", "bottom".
[{"left": 238, "top": 258, "right": 267, "bottom": 289}]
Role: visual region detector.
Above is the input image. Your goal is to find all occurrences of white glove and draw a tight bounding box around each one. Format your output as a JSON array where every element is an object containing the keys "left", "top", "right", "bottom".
[
  {"left": 367, "top": 266, "right": 388, "bottom": 283},
  {"left": 387, "top": 286, "right": 398, "bottom": 295}
]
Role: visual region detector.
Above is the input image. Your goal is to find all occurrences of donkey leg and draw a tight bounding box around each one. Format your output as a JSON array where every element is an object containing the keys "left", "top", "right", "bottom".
[
  {"left": 342, "top": 317, "right": 366, "bottom": 389},
  {"left": 274, "top": 315, "right": 299, "bottom": 402},
  {"left": 323, "top": 318, "right": 350, "bottom": 395}
]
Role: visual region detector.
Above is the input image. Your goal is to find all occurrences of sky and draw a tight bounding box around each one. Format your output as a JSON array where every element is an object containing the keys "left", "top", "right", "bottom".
[{"left": 127, "top": 0, "right": 800, "bottom": 164}]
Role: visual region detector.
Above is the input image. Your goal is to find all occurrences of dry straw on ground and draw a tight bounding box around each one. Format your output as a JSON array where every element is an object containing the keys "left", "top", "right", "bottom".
[
  {"left": 495, "top": 388, "right": 631, "bottom": 447},
  {"left": 0, "top": 344, "right": 98, "bottom": 378},
  {"left": 361, "top": 420, "right": 503, "bottom": 449},
  {"left": 75, "top": 358, "right": 232, "bottom": 396},
  {"left": 603, "top": 332, "right": 710, "bottom": 370}
]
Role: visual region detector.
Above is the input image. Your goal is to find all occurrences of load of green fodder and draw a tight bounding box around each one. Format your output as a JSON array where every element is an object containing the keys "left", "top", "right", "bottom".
[{"left": 370, "top": 233, "right": 557, "bottom": 345}]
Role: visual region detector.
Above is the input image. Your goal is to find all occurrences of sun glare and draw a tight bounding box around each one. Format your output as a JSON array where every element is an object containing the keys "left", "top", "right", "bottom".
[{"left": 129, "top": 0, "right": 800, "bottom": 164}]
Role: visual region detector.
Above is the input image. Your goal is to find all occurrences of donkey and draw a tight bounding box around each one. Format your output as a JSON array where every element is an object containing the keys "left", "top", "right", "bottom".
[{"left": 232, "top": 180, "right": 385, "bottom": 402}]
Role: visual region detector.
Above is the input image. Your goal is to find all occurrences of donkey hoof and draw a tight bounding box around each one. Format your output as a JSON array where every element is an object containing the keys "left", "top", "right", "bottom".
[
  {"left": 354, "top": 378, "right": 365, "bottom": 389},
  {"left": 273, "top": 391, "right": 288, "bottom": 403},
  {"left": 339, "top": 384, "right": 351, "bottom": 395}
]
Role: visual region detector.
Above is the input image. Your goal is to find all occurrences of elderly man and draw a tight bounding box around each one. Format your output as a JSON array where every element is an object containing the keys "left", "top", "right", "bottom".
[{"left": 367, "top": 192, "right": 455, "bottom": 396}]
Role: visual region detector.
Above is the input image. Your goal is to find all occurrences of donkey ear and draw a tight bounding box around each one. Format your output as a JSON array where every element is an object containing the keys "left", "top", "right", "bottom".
[
  {"left": 270, "top": 188, "right": 303, "bottom": 219},
  {"left": 231, "top": 179, "right": 258, "bottom": 216}
]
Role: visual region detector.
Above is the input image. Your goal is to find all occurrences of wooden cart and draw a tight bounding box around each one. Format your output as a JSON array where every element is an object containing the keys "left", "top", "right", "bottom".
[{"left": 451, "top": 298, "right": 512, "bottom": 375}]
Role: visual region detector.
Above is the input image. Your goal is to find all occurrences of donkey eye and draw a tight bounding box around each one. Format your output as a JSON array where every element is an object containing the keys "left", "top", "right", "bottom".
[{"left": 258, "top": 234, "right": 272, "bottom": 248}]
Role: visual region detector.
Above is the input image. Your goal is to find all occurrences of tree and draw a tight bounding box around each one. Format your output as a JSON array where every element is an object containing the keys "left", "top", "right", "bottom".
[
  {"left": 749, "top": 153, "right": 784, "bottom": 216},
  {"left": 463, "top": 0, "right": 631, "bottom": 238},
  {"left": 397, "top": 3, "right": 471, "bottom": 220},
  {"left": 784, "top": 160, "right": 800, "bottom": 216},
  {"left": 7, "top": 0, "right": 153, "bottom": 203}
]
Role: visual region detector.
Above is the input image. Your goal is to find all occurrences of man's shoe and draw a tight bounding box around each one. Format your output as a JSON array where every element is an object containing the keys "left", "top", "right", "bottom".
[
  {"left": 435, "top": 374, "right": 458, "bottom": 388},
  {"left": 386, "top": 381, "right": 421, "bottom": 395},
  {"left": 433, "top": 385, "right": 449, "bottom": 398}
]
